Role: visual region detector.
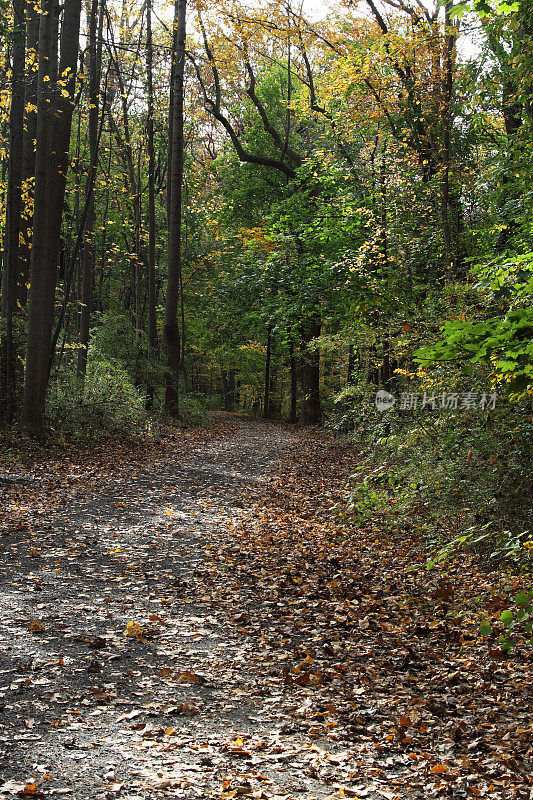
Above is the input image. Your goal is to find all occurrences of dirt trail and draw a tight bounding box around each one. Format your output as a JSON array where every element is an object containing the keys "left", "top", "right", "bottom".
[
  {"left": 0, "top": 419, "right": 326, "bottom": 799},
  {"left": 1, "top": 418, "right": 531, "bottom": 800}
]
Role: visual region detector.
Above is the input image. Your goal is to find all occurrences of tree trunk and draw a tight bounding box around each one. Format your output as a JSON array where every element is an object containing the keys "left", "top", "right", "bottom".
[
  {"left": 164, "top": 0, "right": 186, "bottom": 416},
  {"left": 347, "top": 344, "right": 356, "bottom": 385},
  {"left": 146, "top": 0, "right": 157, "bottom": 406},
  {"left": 263, "top": 323, "right": 272, "bottom": 419},
  {"left": 134, "top": 148, "right": 142, "bottom": 347},
  {"left": 42, "top": 0, "right": 82, "bottom": 390},
  {"left": 18, "top": 0, "right": 39, "bottom": 305},
  {"left": 105, "top": 6, "right": 143, "bottom": 346},
  {"left": 300, "top": 317, "right": 321, "bottom": 426},
  {"left": 440, "top": 2, "right": 457, "bottom": 275},
  {"left": 221, "top": 368, "right": 236, "bottom": 412},
  {"left": 21, "top": 0, "right": 56, "bottom": 434},
  {"left": 1, "top": 0, "right": 26, "bottom": 419},
  {"left": 77, "top": 0, "right": 100, "bottom": 378},
  {"left": 289, "top": 340, "right": 297, "bottom": 424},
  {"left": 22, "top": 0, "right": 82, "bottom": 434},
  {"left": 179, "top": 265, "right": 186, "bottom": 380}
]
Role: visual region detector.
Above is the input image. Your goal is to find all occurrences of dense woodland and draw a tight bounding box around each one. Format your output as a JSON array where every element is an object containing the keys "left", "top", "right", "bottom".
[
  {"left": 0, "top": 1, "right": 533, "bottom": 794},
  {"left": 0, "top": 0, "right": 532, "bottom": 551}
]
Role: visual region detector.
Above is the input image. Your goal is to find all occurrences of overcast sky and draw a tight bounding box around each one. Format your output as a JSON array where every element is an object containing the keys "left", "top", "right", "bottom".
[
  {"left": 302, "top": 0, "right": 332, "bottom": 22},
  {"left": 300, "top": 0, "right": 481, "bottom": 58}
]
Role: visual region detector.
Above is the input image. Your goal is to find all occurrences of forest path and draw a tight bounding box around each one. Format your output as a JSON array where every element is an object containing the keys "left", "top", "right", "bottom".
[
  {"left": 1, "top": 417, "right": 530, "bottom": 800},
  {"left": 0, "top": 418, "right": 350, "bottom": 800}
]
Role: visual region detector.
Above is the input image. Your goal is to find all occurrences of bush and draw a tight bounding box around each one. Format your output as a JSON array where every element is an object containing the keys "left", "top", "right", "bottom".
[
  {"left": 89, "top": 311, "right": 164, "bottom": 391},
  {"left": 480, "top": 588, "right": 533, "bottom": 653},
  {"left": 330, "top": 370, "right": 533, "bottom": 568},
  {"left": 48, "top": 358, "right": 145, "bottom": 438},
  {"left": 178, "top": 393, "right": 207, "bottom": 426}
]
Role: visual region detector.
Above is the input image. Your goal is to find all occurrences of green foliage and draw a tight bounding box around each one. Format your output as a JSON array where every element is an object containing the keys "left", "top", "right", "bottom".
[
  {"left": 330, "top": 374, "right": 532, "bottom": 567},
  {"left": 416, "top": 254, "right": 533, "bottom": 394},
  {"left": 178, "top": 394, "right": 208, "bottom": 426},
  {"left": 0, "top": 0, "right": 13, "bottom": 41},
  {"left": 341, "top": 464, "right": 415, "bottom": 523},
  {"left": 452, "top": 0, "right": 521, "bottom": 19},
  {"left": 48, "top": 359, "right": 145, "bottom": 439},
  {"left": 89, "top": 312, "right": 164, "bottom": 391},
  {"left": 426, "top": 524, "right": 533, "bottom": 570},
  {"left": 480, "top": 588, "right": 533, "bottom": 651}
]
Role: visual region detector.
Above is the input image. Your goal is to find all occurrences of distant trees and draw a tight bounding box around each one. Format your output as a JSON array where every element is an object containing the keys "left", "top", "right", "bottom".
[{"left": 0, "top": 0, "right": 531, "bottom": 433}]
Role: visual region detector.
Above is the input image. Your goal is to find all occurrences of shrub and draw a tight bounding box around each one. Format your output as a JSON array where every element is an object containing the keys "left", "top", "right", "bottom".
[
  {"left": 88, "top": 311, "right": 164, "bottom": 391},
  {"left": 480, "top": 588, "right": 533, "bottom": 652},
  {"left": 330, "top": 369, "right": 533, "bottom": 568},
  {"left": 48, "top": 358, "right": 145, "bottom": 438},
  {"left": 178, "top": 393, "right": 207, "bottom": 426}
]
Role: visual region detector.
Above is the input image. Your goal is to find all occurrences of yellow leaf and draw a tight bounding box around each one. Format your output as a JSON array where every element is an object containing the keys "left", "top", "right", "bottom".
[
  {"left": 123, "top": 620, "right": 146, "bottom": 641},
  {"left": 176, "top": 670, "right": 201, "bottom": 683}
]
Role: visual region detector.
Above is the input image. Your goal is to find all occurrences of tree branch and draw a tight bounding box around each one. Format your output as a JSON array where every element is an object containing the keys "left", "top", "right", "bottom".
[
  {"left": 188, "top": 52, "right": 297, "bottom": 179},
  {"left": 244, "top": 59, "right": 302, "bottom": 166}
]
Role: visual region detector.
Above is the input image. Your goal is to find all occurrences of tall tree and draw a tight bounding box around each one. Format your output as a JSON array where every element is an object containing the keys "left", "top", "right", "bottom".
[
  {"left": 78, "top": 0, "right": 101, "bottom": 377},
  {"left": 1, "top": 0, "right": 26, "bottom": 419},
  {"left": 22, "top": 0, "right": 82, "bottom": 434},
  {"left": 164, "top": 0, "right": 187, "bottom": 415},
  {"left": 146, "top": 0, "right": 158, "bottom": 396},
  {"left": 18, "top": 0, "right": 39, "bottom": 303}
]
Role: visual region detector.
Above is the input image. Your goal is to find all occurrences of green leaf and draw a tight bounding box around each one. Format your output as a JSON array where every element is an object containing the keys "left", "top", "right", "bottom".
[
  {"left": 496, "top": 0, "right": 520, "bottom": 11},
  {"left": 515, "top": 590, "right": 532, "bottom": 608},
  {"left": 500, "top": 608, "right": 514, "bottom": 627}
]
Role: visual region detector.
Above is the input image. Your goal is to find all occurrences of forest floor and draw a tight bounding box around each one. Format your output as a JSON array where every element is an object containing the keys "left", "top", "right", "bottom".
[{"left": 0, "top": 416, "right": 531, "bottom": 800}]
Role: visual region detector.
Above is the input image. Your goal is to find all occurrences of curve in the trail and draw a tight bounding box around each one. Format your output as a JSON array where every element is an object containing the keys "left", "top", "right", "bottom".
[{"left": 2, "top": 419, "right": 344, "bottom": 799}]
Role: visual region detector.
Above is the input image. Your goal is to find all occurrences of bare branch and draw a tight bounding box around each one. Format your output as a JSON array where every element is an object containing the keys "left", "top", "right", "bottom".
[
  {"left": 188, "top": 52, "right": 297, "bottom": 180},
  {"left": 244, "top": 60, "right": 302, "bottom": 166}
]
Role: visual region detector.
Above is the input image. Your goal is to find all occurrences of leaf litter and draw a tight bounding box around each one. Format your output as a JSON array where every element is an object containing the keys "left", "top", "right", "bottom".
[{"left": 0, "top": 417, "right": 531, "bottom": 800}]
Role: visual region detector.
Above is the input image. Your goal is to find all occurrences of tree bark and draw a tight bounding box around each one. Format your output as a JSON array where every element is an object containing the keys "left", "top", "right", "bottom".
[
  {"left": 221, "top": 368, "right": 236, "bottom": 412},
  {"left": 145, "top": 0, "right": 157, "bottom": 407},
  {"left": 289, "top": 340, "right": 297, "bottom": 424},
  {"left": 22, "top": 0, "right": 82, "bottom": 434},
  {"left": 300, "top": 316, "right": 321, "bottom": 426},
  {"left": 263, "top": 323, "right": 272, "bottom": 419},
  {"left": 347, "top": 344, "right": 356, "bottom": 385},
  {"left": 164, "top": 0, "right": 186, "bottom": 415},
  {"left": 440, "top": 2, "right": 457, "bottom": 275},
  {"left": 42, "top": 0, "right": 82, "bottom": 392},
  {"left": 18, "top": 0, "right": 39, "bottom": 305},
  {"left": 146, "top": 0, "right": 158, "bottom": 360},
  {"left": 77, "top": 0, "right": 100, "bottom": 378},
  {"left": 21, "top": 0, "right": 56, "bottom": 434},
  {"left": 1, "top": 0, "right": 26, "bottom": 418}
]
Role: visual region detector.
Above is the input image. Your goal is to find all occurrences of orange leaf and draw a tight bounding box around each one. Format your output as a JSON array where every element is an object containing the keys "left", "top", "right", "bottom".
[{"left": 28, "top": 620, "right": 45, "bottom": 633}]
